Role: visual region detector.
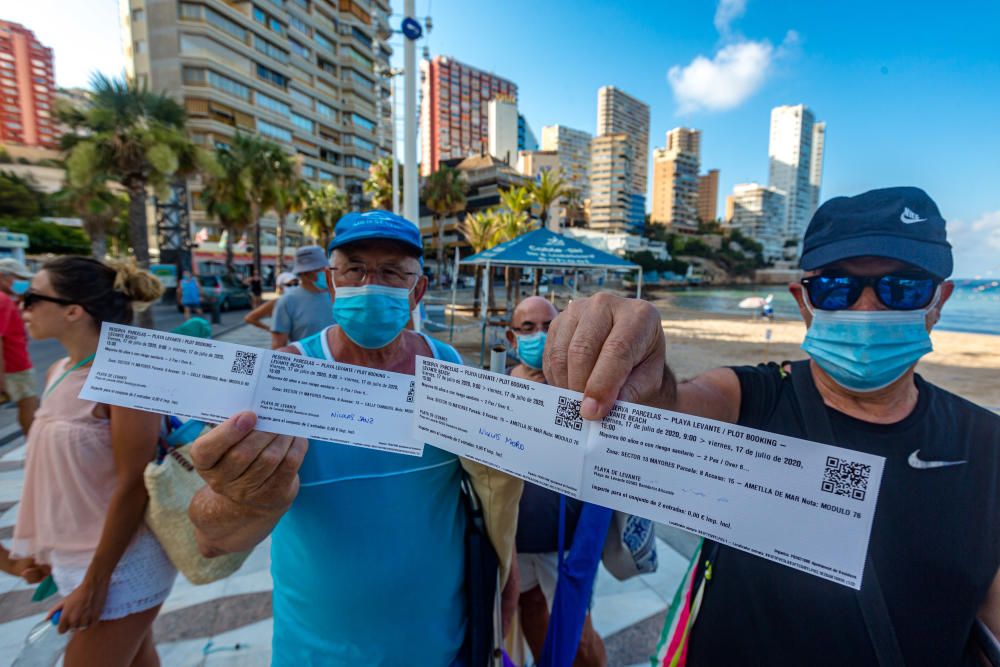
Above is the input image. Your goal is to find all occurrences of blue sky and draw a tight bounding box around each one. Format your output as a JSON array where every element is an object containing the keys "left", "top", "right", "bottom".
[{"left": 5, "top": 0, "right": 999, "bottom": 277}]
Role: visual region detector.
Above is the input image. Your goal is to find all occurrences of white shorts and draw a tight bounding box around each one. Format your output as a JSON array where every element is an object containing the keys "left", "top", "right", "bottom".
[
  {"left": 51, "top": 527, "right": 177, "bottom": 621},
  {"left": 518, "top": 551, "right": 560, "bottom": 607}
]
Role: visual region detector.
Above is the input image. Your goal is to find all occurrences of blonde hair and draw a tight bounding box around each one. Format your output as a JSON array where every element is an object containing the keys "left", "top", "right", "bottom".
[{"left": 108, "top": 259, "right": 164, "bottom": 311}]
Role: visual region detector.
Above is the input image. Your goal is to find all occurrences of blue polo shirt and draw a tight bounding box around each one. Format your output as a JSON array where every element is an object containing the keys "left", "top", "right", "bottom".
[{"left": 270, "top": 328, "right": 466, "bottom": 666}]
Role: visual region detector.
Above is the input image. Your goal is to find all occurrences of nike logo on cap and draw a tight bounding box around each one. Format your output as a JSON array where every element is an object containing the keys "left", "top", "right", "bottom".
[
  {"left": 908, "top": 449, "right": 966, "bottom": 470},
  {"left": 900, "top": 207, "right": 927, "bottom": 224}
]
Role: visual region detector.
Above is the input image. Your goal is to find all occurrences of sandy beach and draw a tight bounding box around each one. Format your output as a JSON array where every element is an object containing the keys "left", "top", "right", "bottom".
[{"left": 444, "top": 289, "right": 1000, "bottom": 411}]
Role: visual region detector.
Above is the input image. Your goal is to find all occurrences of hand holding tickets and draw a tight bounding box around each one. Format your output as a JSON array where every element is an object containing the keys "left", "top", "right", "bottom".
[
  {"left": 413, "top": 357, "right": 885, "bottom": 589},
  {"left": 82, "top": 324, "right": 886, "bottom": 588},
  {"left": 80, "top": 323, "right": 422, "bottom": 456}
]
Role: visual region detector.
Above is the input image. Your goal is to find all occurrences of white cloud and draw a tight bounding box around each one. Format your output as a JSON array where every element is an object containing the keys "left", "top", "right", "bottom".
[
  {"left": 714, "top": 0, "right": 747, "bottom": 36},
  {"left": 668, "top": 1, "right": 797, "bottom": 115},
  {"left": 950, "top": 210, "right": 1000, "bottom": 278}
]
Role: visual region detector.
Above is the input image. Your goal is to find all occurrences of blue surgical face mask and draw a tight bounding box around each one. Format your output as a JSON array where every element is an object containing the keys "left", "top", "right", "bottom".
[
  {"left": 333, "top": 284, "right": 412, "bottom": 349},
  {"left": 11, "top": 280, "right": 30, "bottom": 295},
  {"left": 801, "top": 307, "right": 934, "bottom": 392},
  {"left": 314, "top": 271, "right": 328, "bottom": 290},
  {"left": 515, "top": 331, "right": 546, "bottom": 370}
]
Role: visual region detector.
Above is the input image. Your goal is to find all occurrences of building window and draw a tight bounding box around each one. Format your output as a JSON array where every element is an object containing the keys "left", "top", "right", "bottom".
[
  {"left": 317, "top": 57, "right": 336, "bottom": 77},
  {"left": 344, "top": 45, "right": 372, "bottom": 70},
  {"left": 315, "top": 100, "right": 335, "bottom": 119},
  {"left": 178, "top": 2, "right": 202, "bottom": 19},
  {"left": 290, "top": 0, "right": 310, "bottom": 9},
  {"left": 206, "top": 7, "right": 248, "bottom": 41},
  {"left": 350, "top": 27, "right": 372, "bottom": 48},
  {"left": 346, "top": 69, "right": 374, "bottom": 91},
  {"left": 319, "top": 170, "right": 334, "bottom": 181},
  {"left": 182, "top": 67, "right": 207, "bottom": 84},
  {"left": 134, "top": 40, "right": 147, "bottom": 55},
  {"left": 291, "top": 112, "right": 313, "bottom": 133},
  {"left": 252, "top": 6, "right": 285, "bottom": 35},
  {"left": 256, "top": 91, "right": 290, "bottom": 116},
  {"left": 350, "top": 113, "right": 375, "bottom": 131},
  {"left": 288, "top": 13, "right": 309, "bottom": 34},
  {"left": 254, "top": 35, "right": 289, "bottom": 63},
  {"left": 256, "top": 64, "right": 289, "bottom": 89},
  {"left": 301, "top": 164, "right": 316, "bottom": 177},
  {"left": 345, "top": 156, "right": 371, "bottom": 170},
  {"left": 133, "top": 8, "right": 145, "bottom": 21},
  {"left": 289, "top": 38, "right": 309, "bottom": 59},
  {"left": 257, "top": 118, "right": 292, "bottom": 142},
  {"left": 314, "top": 32, "right": 335, "bottom": 55},
  {"left": 288, "top": 88, "right": 312, "bottom": 108},
  {"left": 351, "top": 135, "right": 375, "bottom": 153}
]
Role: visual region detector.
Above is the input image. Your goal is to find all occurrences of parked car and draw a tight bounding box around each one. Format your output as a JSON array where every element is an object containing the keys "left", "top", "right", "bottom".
[{"left": 177, "top": 274, "right": 253, "bottom": 312}]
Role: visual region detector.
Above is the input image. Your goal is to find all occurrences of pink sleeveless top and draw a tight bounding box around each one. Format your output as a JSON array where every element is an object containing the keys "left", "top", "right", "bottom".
[{"left": 12, "top": 358, "right": 116, "bottom": 569}]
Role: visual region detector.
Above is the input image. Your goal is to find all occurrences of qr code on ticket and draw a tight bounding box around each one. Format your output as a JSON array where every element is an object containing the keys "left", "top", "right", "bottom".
[
  {"left": 821, "top": 456, "right": 871, "bottom": 501},
  {"left": 554, "top": 396, "right": 583, "bottom": 431},
  {"left": 231, "top": 350, "right": 258, "bottom": 376}
]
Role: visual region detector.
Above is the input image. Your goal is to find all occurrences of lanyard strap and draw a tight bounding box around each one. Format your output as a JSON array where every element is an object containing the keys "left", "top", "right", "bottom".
[{"left": 44, "top": 353, "right": 96, "bottom": 399}]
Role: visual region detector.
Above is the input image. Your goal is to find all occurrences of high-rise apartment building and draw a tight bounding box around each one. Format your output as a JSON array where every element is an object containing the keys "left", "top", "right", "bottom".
[
  {"left": 651, "top": 128, "right": 701, "bottom": 231},
  {"left": 540, "top": 124, "right": 591, "bottom": 199},
  {"left": 588, "top": 133, "right": 634, "bottom": 232},
  {"left": 0, "top": 21, "right": 57, "bottom": 149},
  {"left": 596, "top": 86, "right": 649, "bottom": 197},
  {"left": 698, "top": 169, "right": 719, "bottom": 223},
  {"left": 487, "top": 97, "right": 517, "bottom": 166},
  {"left": 768, "top": 104, "right": 825, "bottom": 243},
  {"left": 726, "top": 182, "right": 786, "bottom": 262},
  {"left": 517, "top": 113, "right": 537, "bottom": 152},
  {"left": 420, "top": 55, "right": 516, "bottom": 175},
  {"left": 122, "top": 0, "right": 393, "bottom": 243}
]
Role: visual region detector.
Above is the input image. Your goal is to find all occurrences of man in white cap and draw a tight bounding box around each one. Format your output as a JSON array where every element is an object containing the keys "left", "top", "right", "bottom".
[
  {"left": 0, "top": 258, "right": 38, "bottom": 434},
  {"left": 270, "top": 245, "right": 334, "bottom": 349}
]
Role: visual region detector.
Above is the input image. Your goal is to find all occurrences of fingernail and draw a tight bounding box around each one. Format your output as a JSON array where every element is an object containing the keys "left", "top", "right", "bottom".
[
  {"left": 582, "top": 397, "right": 599, "bottom": 419},
  {"left": 235, "top": 412, "right": 255, "bottom": 432}
]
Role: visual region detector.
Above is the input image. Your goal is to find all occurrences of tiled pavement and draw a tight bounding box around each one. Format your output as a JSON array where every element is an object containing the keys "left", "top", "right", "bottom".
[{"left": 0, "top": 324, "right": 688, "bottom": 666}]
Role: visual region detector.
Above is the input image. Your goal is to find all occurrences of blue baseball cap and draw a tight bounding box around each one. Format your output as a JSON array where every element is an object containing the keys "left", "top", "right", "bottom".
[
  {"left": 800, "top": 186, "right": 953, "bottom": 279},
  {"left": 327, "top": 210, "right": 423, "bottom": 256}
]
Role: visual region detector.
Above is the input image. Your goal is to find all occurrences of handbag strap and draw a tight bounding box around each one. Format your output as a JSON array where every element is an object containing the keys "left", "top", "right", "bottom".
[{"left": 789, "top": 360, "right": 905, "bottom": 667}]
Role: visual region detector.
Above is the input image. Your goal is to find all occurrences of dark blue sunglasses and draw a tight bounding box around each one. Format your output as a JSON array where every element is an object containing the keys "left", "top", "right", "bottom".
[{"left": 801, "top": 273, "right": 940, "bottom": 311}]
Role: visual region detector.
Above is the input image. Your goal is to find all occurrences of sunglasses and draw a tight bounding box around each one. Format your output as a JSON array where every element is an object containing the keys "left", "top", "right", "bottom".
[
  {"left": 21, "top": 290, "right": 76, "bottom": 310},
  {"left": 801, "top": 273, "right": 940, "bottom": 311}
]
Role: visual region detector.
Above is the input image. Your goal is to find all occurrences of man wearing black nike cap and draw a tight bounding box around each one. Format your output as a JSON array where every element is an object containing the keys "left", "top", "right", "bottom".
[{"left": 542, "top": 186, "right": 1000, "bottom": 665}]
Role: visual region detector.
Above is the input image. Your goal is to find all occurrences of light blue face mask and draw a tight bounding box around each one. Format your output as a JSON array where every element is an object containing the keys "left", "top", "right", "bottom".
[
  {"left": 801, "top": 308, "right": 934, "bottom": 392},
  {"left": 332, "top": 284, "right": 412, "bottom": 349},
  {"left": 515, "top": 331, "right": 546, "bottom": 370},
  {"left": 314, "top": 271, "right": 328, "bottom": 290},
  {"left": 11, "top": 280, "right": 30, "bottom": 295}
]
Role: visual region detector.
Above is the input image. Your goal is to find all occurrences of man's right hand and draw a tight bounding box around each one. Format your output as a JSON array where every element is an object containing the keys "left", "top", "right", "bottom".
[
  {"left": 190, "top": 412, "right": 307, "bottom": 513},
  {"left": 544, "top": 292, "right": 675, "bottom": 421}
]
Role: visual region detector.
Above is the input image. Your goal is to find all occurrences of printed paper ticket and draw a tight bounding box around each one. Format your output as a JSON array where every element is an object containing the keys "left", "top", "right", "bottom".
[
  {"left": 80, "top": 323, "right": 422, "bottom": 456},
  {"left": 413, "top": 357, "right": 885, "bottom": 588}
]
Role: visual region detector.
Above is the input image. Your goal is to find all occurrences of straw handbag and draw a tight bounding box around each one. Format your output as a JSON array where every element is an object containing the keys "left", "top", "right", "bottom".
[{"left": 145, "top": 436, "right": 251, "bottom": 585}]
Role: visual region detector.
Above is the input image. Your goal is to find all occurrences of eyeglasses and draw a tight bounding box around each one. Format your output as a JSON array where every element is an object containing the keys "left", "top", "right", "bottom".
[
  {"left": 331, "top": 264, "right": 420, "bottom": 289},
  {"left": 21, "top": 290, "right": 76, "bottom": 310},
  {"left": 801, "top": 272, "right": 940, "bottom": 311},
  {"left": 511, "top": 319, "right": 552, "bottom": 335}
]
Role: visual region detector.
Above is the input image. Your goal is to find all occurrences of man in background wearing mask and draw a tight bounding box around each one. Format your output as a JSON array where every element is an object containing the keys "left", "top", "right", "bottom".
[
  {"left": 542, "top": 187, "right": 1000, "bottom": 665},
  {"left": 507, "top": 296, "right": 607, "bottom": 666},
  {"left": 270, "top": 245, "right": 334, "bottom": 349},
  {"left": 186, "top": 211, "right": 521, "bottom": 666},
  {"left": 0, "top": 258, "right": 37, "bottom": 434}
]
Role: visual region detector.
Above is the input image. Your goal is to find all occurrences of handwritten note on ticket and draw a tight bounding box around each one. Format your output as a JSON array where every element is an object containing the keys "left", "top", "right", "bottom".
[
  {"left": 414, "top": 357, "right": 885, "bottom": 589},
  {"left": 80, "top": 323, "right": 422, "bottom": 456}
]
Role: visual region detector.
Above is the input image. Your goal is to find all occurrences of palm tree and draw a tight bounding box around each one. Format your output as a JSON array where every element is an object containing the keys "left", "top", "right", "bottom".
[
  {"left": 457, "top": 209, "right": 501, "bottom": 314},
  {"left": 226, "top": 133, "right": 284, "bottom": 280},
  {"left": 53, "top": 180, "right": 127, "bottom": 259},
  {"left": 498, "top": 185, "right": 533, "bottom": 221},
  {"left": 202, "top": 147, "right": 250, "bottom": 273},
  {"left": 529, "top": 168, "right": 568, "bottom": 230},
  {"left": 61, "top": 73, "right": 208, "bottom": 270},
  {"left": 494, "top": 207, "right": 538, "bottom": 310},
  {"left": 271, "top": 158, "right": 307, "bottom": 275},
  {"left": 299, "top": 184, "right": 348, "bottom": 249},
  {"left": 422, "top": 166, "right": 467, "bottom": 286},
  {"left": 363, "top": 156, "right": 401, "bottom": 211}
]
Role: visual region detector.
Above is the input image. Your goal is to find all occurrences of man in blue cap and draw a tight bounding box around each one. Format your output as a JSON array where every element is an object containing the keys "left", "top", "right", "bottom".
[
  {"left": 542, "top": 187, "right": 1000, "bottom": 664},
  {"left": 185, "top": 210, "right": 521, "bottom": 666}
]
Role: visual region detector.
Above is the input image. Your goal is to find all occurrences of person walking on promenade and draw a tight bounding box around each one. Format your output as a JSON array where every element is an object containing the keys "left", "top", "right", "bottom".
[
  {"left": 507, "top": 296, "right": 607, "bottom": 667},
  {"left": 543, "top": 187, "right": 1000, "bottom": 666},
  {"left": 244, "top": 271, "right": 298, "bottom": 332},
  {"left": 269, "top": 245, "right": 334, "bottom": 348},
  {"left": 245, "top": 265, "right": 263, "bottom": 309},
  {"left": 187, "top": 210, "right": 522, "bottom": 666},
  {"left": 6, "top": 257, "right": 177, "bottom": 667},
  {"left": 0, "top": 258, "right": 39, "bottom": 435},
  {"left": 177, "top": 270, "right": 203, "bottom": 320}
]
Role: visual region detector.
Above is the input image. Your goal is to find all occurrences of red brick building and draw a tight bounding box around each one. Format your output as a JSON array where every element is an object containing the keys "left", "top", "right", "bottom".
[
  {"left": 0, "top": 21, "right": 57, "bottom": 149},
  {"left": 419, "top": 55, "right": 516, "bottom": 176}
]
